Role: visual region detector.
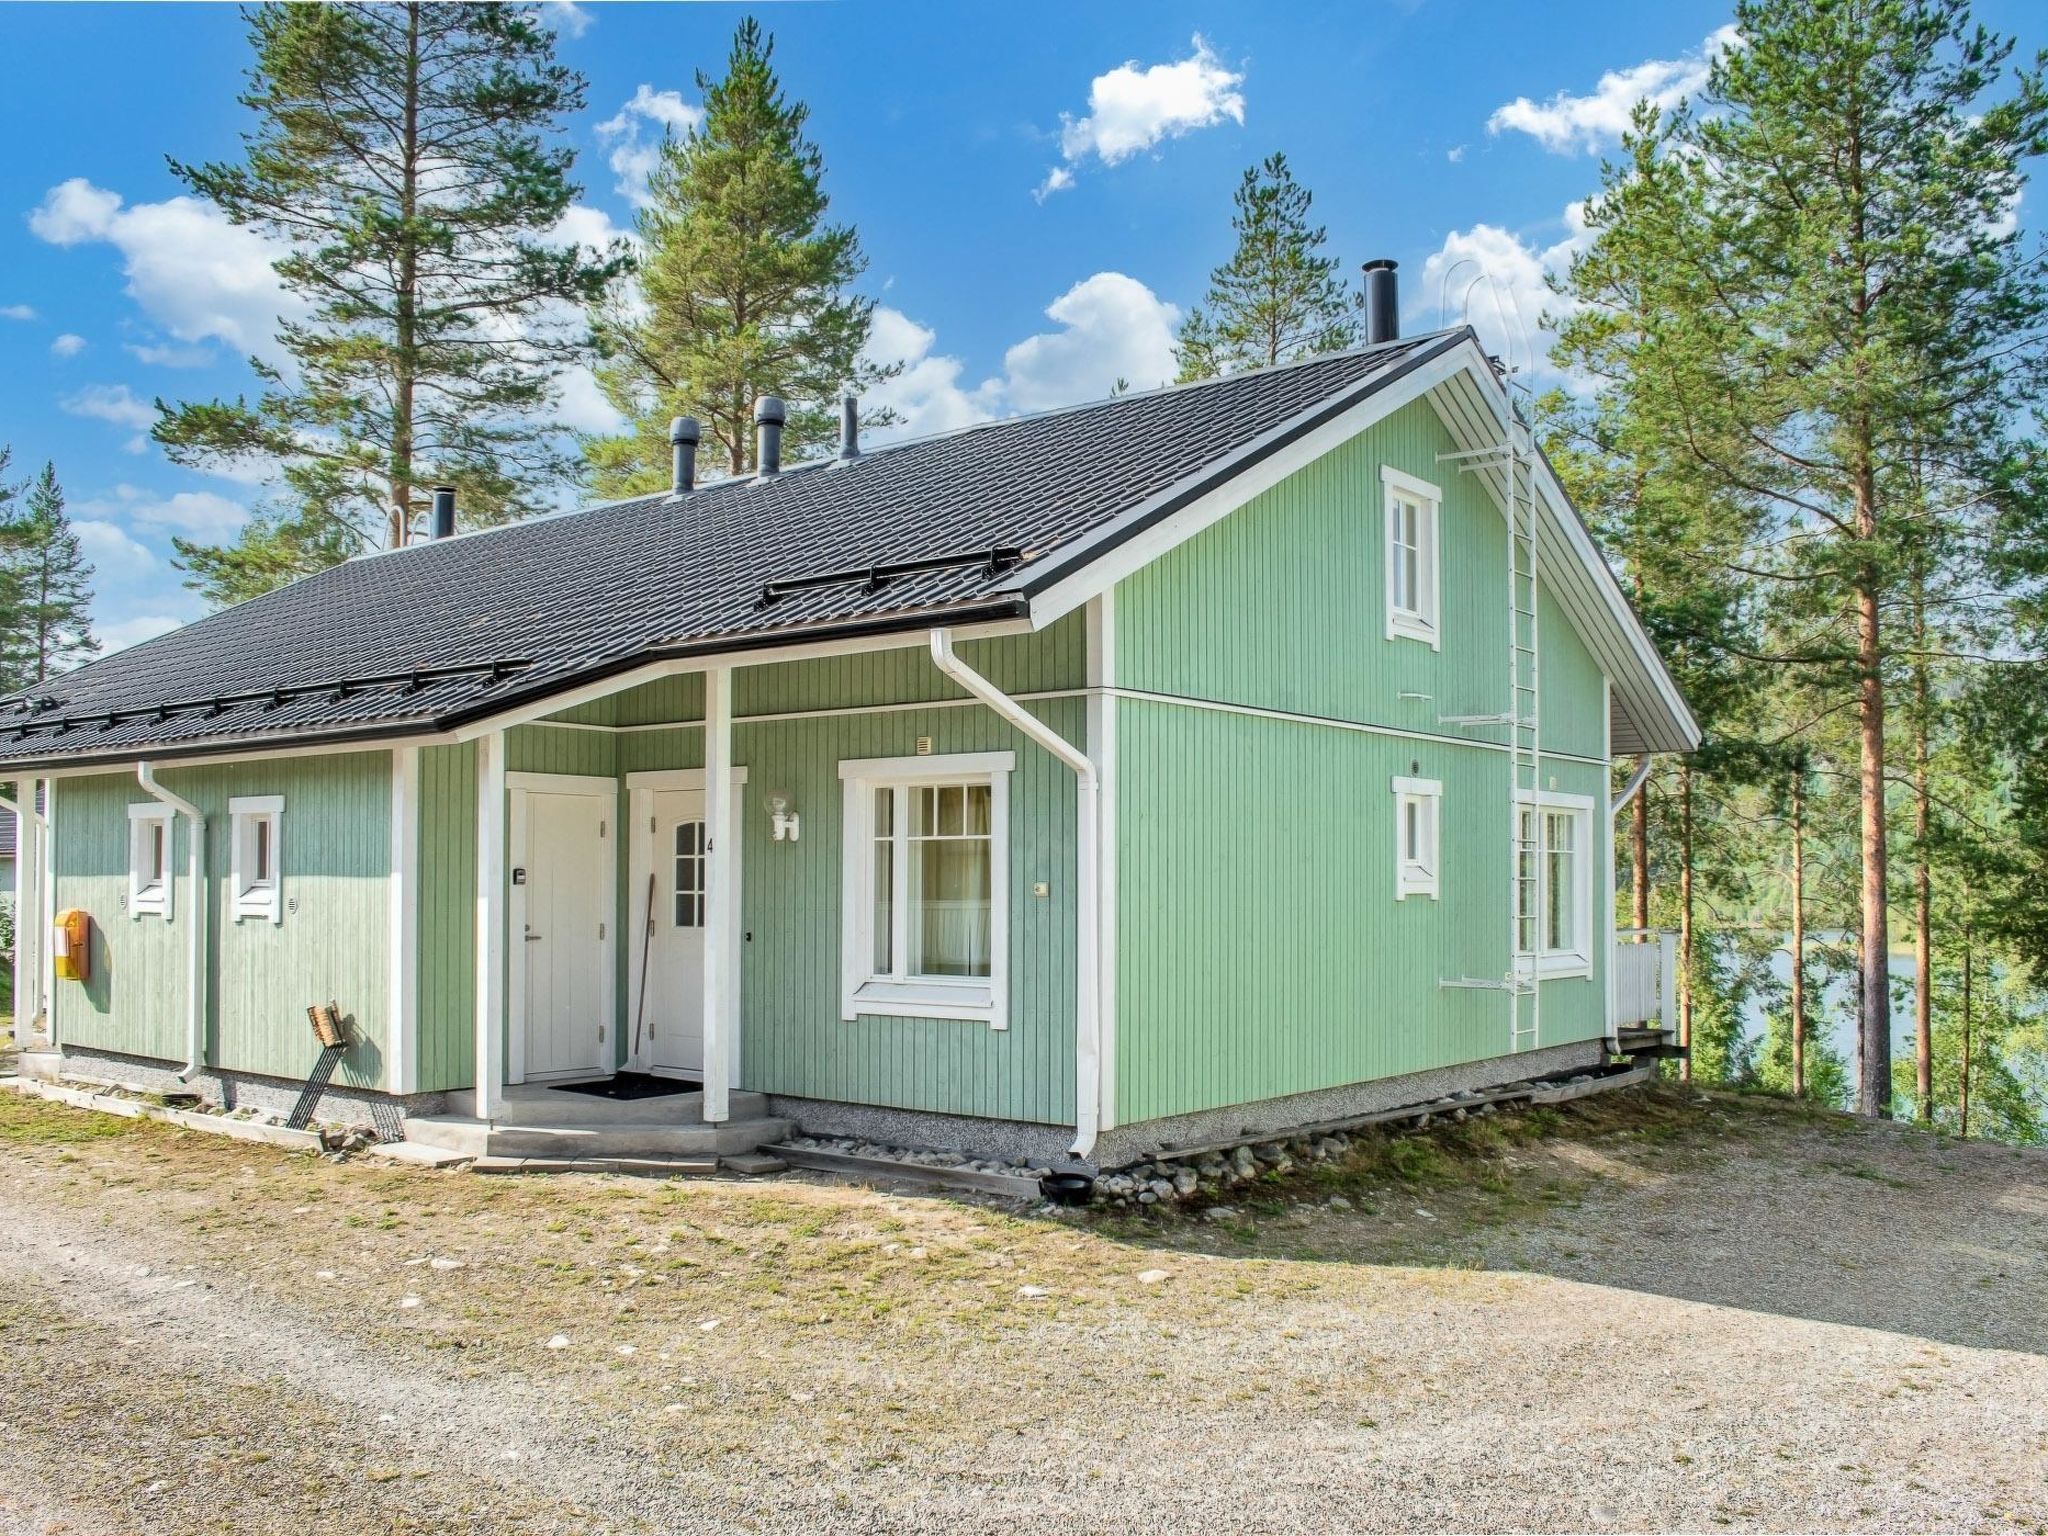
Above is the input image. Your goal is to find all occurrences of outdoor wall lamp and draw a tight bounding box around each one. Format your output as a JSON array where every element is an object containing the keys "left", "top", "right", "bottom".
[{"left": 768, "top": 790, "right": 800, "bottom": 842}]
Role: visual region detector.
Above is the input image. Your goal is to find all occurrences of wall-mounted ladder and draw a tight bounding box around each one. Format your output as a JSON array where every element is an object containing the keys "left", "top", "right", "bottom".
[
  {"left": 1504, "top": 410, "right": 1542, "bottom": 1053},
  {"left": 1435, "top": 401, "right": 1543, "bottom": 1053}
]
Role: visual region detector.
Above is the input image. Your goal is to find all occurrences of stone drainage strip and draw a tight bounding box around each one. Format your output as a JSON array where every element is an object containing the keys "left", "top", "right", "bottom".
[{"left": 769, "top": 1062, "right": 1657, "bottom": 1208}]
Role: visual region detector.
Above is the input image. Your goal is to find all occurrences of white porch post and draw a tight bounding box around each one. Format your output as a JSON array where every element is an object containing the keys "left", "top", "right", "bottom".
[
  {"left": 701, "top": 664, "right": 734, "bottom": 1124},
  {"left": 474, "top": 731, "right": 506, "bottom": 1119},
  {"left": 388, "top": 746, "right": 420, "bottom": 1096},
  {"left": 38, "top": 780, "right": 54, "bottom": 1033},
  {"left": 12, "top": 779, "right": 40, "bottom": 1049}
]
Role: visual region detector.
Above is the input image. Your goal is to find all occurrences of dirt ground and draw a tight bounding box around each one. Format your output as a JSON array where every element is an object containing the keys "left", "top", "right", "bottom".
[{"left": 0, "top": 1077, "right": 2043, "bottom": 1535}]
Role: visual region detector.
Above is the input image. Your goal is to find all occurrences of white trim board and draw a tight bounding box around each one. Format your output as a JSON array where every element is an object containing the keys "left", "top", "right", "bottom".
[{"left": 389, "top": 746, "right": 420, "bottom": 1095}]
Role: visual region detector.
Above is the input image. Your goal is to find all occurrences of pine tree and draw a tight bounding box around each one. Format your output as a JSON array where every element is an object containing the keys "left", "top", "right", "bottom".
[
  {"left": 586, "top": 18, "right": 889, "bottom": 491},
  {"left": 1176, "top": 154, "right": 1360, "bottom": 383},
  {"left": 0, "top": 463, "right": 97, "bottom": 689},
  {"left": 1553, "top": 1, "right": 2048, "bottom": 1117},
  {"left": 156, "top": 2, "right": 629, "bottom": 603}
]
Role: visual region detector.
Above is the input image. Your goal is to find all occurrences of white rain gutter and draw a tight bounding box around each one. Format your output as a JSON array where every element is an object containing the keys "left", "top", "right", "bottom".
[
  {"left": 137, "top": 763, "right": 209, "bottom": 1080},
  {"left": 1609, "top": 753, "right": 1653, "bottom": 818},
  {"left": 928, "top": 629, "right": 1103, "bottom": 1161}
]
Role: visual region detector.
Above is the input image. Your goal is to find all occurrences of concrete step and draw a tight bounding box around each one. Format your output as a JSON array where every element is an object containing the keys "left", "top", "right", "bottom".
[
  {"left": 473, "top": 1154, "right": 719, "bottom": 1177},
  {"left": 443, "top": 1084, "right": 770, "bottom": 1128},
  {"left": 404, "top": 1114, "right": 791, "bottom": 1161}
]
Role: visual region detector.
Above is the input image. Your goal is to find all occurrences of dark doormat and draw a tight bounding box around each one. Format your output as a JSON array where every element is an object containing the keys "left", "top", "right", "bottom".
[{"left": 551, "top": 1071, "right": 701, "bottom": 1101}]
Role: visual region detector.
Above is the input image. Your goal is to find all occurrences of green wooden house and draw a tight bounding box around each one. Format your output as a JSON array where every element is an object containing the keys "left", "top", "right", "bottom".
[{"left": 1, "top": 292, "right": 1694, "bottom": 1168}]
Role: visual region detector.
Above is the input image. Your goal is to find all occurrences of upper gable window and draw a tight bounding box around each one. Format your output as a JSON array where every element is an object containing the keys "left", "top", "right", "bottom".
[
  {"left": 229, "top": 795, "right": 284, "bottom": 924},
  {"left": 1382, "top": 466, "right": 1442, "bottom": 648}
]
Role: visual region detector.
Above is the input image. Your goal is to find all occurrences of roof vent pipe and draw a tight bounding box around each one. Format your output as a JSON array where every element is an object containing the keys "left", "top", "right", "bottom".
[
  {"left": 669, "top": 416, "right": 700, "bottom": 494},
  {"left": 1362, "top": 258, "right": 1399, "bottom": 345},
  {"left": 754, "top": 396, "right": 786, "bottom": 476},
  {"left": 431, "top": 486, "right": 456, "bottom": 541},
  {"left": 838, "top": 394, "right": 861, "bottom": 461}
]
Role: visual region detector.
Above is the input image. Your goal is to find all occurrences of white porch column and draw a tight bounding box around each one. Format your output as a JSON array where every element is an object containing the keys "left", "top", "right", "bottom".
[
  {"left": 388, "top": 746, "right": 420, "bottom": 1096},
  {"left": 474, "top": 732, "right": 506, "bottom": 1119},
  {"left": 701, "top": 664, "right": 734, "bottom": 1124},
  {"left": 12, "top": 779, "right": 40, "bottom": 1049}
]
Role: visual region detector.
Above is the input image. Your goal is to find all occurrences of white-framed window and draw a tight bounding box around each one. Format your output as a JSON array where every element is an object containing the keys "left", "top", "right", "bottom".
[
  {"left": 1392, "top": 776, "right": 1442, "bottom": 901},
  {"left": 1382, "top": 465, "right": 1442, "bottom": 648},
  {"left": 229, "top": 795, "right": 284, "bottom": 924},
  {"left": 839, "top": 751, "right": 1013, "bottom": 1030},
  {"left": 1515, "top": 790, "right": 1593, "bottom": 976},
  {"left": 127, "top": 803, "right": 173, "bottom": 920}
]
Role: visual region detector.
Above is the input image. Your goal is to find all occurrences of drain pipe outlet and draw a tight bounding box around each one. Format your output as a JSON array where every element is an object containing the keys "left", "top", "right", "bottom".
[
  {"left": 137, "top": 763, "right": 209, "bottom": 1081},
  {"left": 929, "top": 629, "right": 1103, "bottom": 1161},
  {"left": 1609, "top": 753, "right": 1653, "bottom": 819}
]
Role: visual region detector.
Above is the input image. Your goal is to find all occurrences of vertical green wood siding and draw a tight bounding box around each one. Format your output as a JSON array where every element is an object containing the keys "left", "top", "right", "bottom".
[
  {"left": 53, "top": 753, "right": 393, "bottom": 1088},
  {"left": 1109, "top": 394, "right": 1613, "bottom": 1126},
  {"left": 415, "top": 741, "right": 477, "bottom": 1093}
]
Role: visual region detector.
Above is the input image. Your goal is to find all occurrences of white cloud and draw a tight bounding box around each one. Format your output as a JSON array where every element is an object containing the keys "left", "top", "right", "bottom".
[
  {"left": 1000, "top": 273, "right": 1180, "bottom": 410},
  {"left": 73, "top": 518, "right": 157, "bottom": 574},
  {"left": 861, "top": 273, "right": 1180, "bottom": 442},
  {"left": 861, "top": 308, "right": 1001, "bottom": 440},
  {"left": 29, "top": 178, "right": 297, "bottom": 364},
  {"left": 96, "top": 614, "right": 185, "bottom": 653},
  {"left": 1417, "top": 203, "right": 1594, "bottom": 382},
  {"left": 1446, "top": 145, "right": 1467, "bottom": 164},
  {"left": 77, "top": 483, "right": 250, "bottom": 541},
  {"left": 1488, "top": 26, "right": 1740, "bottom": 155},
  {"left": 60, "top": 383, "right": 156, "bottom": 432},
  {"left": 1039, "top": 35, "right": 1245, "bottom": 196},
  {"left": 1, "top": 304, "right": 36, "bottom": 322},
  {"left": 554, "top": 365, "right": 626, "bottom": 436},
  {"left": 126, "top": 340, "right": 216, "bottom": 368},
  {"left": 596, "top": 85, "right": 703, "bottom": 206},
  {"left": 540, "top": 1, "right": 592, "bottom": 38},
  {"left": 50, "top": 333, "right": 86, "bottom": 359}
]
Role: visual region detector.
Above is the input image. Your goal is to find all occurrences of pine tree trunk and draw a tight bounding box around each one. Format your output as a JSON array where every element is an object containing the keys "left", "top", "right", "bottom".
[
  {"left": 1912, "top": 586, "right": 1933, "bottom": 1125},
  {"left": 389, "top": 1, "right": 423, "bottom": 549},
  {"left": 1855, "top": 565, "right": 1892, "bottom": 1118},
  {"left": 1679, "top": 760, "right": 1695, "bottom": 1082},
  {"left": 1959, "top": 921, "right": 1973, "bottom": 1139},
  {"left": 1790, "top": 767, "right": 1806, "bottom": 1099}
]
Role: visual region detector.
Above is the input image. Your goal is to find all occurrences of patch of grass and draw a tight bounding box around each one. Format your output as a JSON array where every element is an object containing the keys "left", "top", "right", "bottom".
[{"left": 0, "top": 1093, "right": 139, "bottom": 1146}]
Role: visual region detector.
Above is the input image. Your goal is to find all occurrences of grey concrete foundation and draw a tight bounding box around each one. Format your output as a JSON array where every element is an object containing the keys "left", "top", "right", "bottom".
[
  {"left": 1092, "top": 1038, "right": 1608, "bottom": 1166},
  {"left": 49, "top": 1046, "right": 447, "bottom": 1127},
  {"left": 774, "top": 1038, "right": 1609, "bottom": 1170}
]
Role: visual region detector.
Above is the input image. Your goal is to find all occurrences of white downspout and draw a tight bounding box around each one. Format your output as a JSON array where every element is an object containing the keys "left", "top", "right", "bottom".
[
  {"left": 929, "top": 629, "right": 1102, "bottom": 1161},
  {"left": 1609, "top": 752, "right": 1653, "bottom": 818},
  {"left": 137, "top": 763, "right": 209, "bottom": 1081}
]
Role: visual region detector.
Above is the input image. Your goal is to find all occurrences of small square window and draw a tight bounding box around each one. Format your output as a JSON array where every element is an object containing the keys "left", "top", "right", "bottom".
[
  {"left": 229, "top": 795, "right": 284, "bottom": 924},
  {"left": 127, "top": 803, "right": 173, "bottom": 920},
  {"left": 1382, "top": 466, "right": 1442, "bottom": 648},
  {"left": 1391, "top": 776, "right": 1441, "bottom": 901}
]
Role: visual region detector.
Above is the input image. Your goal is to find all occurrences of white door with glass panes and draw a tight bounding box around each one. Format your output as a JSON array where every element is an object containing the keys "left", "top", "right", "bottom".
[{"left": 639, "top": 787, "right": 710, "bottom": 1076}]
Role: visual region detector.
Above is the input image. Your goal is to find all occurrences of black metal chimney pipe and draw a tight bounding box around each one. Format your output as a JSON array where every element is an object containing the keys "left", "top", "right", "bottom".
[
  {"left": 669, "top": 415, "right": 700, "bottom": 494},
  {"left": 431, "top": 486, "right": 456, "bottom": 540},
  {"left": 755, "top": 396, "right": 786, "bottom": 476},
  {"left": 838, "top": 393, "right": 861, "bottom": 461},
  {"left": 1362, "top": 259, "right": 1399, "bottom": 345}
]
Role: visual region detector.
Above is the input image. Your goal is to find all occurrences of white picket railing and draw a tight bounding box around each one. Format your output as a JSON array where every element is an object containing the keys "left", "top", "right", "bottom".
[{"left": 1612, "top": 928, "right": 1678, "bottom": 1031}]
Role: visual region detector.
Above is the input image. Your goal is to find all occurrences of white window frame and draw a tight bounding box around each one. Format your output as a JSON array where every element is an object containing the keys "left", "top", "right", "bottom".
[
  {"left": 1392, "top": 776, "right": 1442, "bottom": 901},
  {"left": 838, "top": 751, "right": 1013, "bottom": 1030},
  {"left": 1515, "top": 789, "right": 1593, "bottom": 978},
  {"left": 229, "top": 794, "right": 284, "bottom": 925},
  {"left": 1382, "top": 465, "right": 1442, "bottom": 649},
  {"left": 127, "top": 803, "right": 173, "bottom": 921}
]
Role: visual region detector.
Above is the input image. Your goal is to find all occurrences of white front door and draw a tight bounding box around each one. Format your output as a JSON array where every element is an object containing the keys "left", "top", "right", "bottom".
[
  {"left": 514, "top": 785, "right": 613, "bottom": 1080},
  {"left": 639, "top": 788, "right": 708, "bottom": 1075}
]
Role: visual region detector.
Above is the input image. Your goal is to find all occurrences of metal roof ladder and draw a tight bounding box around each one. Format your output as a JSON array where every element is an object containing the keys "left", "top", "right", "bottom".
[{"left": 1505, "top": 413, "right": 1541, "bottom": 1054}]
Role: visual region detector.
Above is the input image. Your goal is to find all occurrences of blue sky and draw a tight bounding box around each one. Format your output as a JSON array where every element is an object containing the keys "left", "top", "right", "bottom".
[{"left": 1, "top": 0, "right": 2038, "bottom": 653}]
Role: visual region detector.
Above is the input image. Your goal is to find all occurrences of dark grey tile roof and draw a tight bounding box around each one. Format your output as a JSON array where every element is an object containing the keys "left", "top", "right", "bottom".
[{"left": 0, "top": 329, "right": 1462, "bottom": 770}]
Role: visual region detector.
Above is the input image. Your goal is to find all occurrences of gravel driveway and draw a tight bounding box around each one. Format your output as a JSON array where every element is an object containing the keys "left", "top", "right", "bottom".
[{"left": 0, "top": 1080, "right": 2042, "bottom": 1534}]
